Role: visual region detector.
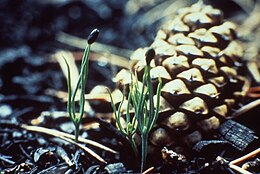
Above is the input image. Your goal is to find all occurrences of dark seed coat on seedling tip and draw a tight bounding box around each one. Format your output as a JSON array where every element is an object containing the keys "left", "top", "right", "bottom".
[
  {"left": 145, "top": 48, "right": 155, "bottom": 65},
  {"left": 87, "top": 28, "right": 100, "bottom": 44}
]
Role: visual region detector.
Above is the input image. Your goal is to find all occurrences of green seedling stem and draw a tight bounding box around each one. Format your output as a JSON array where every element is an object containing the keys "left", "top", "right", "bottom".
[{"left": 63, "top": 29, "right": 99, "bottom": 142}]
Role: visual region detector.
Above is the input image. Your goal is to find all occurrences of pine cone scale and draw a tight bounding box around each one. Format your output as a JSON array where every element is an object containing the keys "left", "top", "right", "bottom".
[{"left": 114, "top": 2, "right": 249, "bottom": 152}]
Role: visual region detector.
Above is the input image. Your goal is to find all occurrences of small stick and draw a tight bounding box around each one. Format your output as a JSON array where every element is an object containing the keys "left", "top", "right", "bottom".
[
  {"left": 216, "top": 156, "right": 252, "bottom": 174},
  {"left": 228, "top": 99, "right": 260, "bottom": 119},
  {"left": 230, "top": 148, "right": 260, "bottom": 165},
  {"left": 228, "top": 163, "right": 252, "bottom": 174},
  {"left": 142, "top": 166, "right": 155, "bottom": 174}
]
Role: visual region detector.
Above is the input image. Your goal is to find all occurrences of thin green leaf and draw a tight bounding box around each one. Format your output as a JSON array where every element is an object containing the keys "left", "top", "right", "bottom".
[
  {"left": 147, "top": 70, "right": 155, "bottom": 121},
  {"left": 70, "top": 45, "right": 90, "bottom": 118},
  {"left": 107, "top": 88, "right": 126, "bottom": 135},
  {"left": 126, "top": 92, "right": 131, "bottom": 123},
  {"left": 79, "top": 45, "right": 90, "bottom": 122},
  {"left": 148, "top": 77, "right": 162, "bottom": 132},
  {"left": 62, "top": 57, "right": 73, "bottom": 120}
]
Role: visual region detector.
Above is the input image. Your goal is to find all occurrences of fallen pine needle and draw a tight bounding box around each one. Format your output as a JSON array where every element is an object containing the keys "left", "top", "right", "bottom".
[
  {"left": 228, "top": 163, "right": 252, "bottom": 174},
  {"left": 216, "top": 156, "right": 252, "bottom": 174},
  {"left": 229, "top": 99, "right": 260, "bottom": 119},
  {"left": 21, "top": 124, "right": 117, "bottom": 153},
  {"left": 59, "top": 135, "right": 107, "bottom": 164},
  {"left": 21, "top": 124, "right": 117, "bottom": 163},
  {"left": 230, "top": 148, "right": 260, "bottom": 165},
  {"left": 142, "top": 166, "right": 155, "bottom": 174}
]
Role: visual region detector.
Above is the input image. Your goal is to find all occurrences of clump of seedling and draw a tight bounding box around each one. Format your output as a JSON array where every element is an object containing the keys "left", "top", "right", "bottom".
[
  {"left": 63, "top": 28, "right": 99, "bottom": 142},
  {"left": 108, "top": 48, "right": 162, "bottom": 172}
]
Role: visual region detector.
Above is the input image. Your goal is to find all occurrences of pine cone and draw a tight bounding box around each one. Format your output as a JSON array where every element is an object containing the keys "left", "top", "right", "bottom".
[{"left": 115, "top": 2, "right": 249, "bottom": 153}]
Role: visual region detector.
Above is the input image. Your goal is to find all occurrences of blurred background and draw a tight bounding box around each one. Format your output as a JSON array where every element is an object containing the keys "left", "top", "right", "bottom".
[{"left": 1, "top": 0, "right": 259, "bottom": 50}]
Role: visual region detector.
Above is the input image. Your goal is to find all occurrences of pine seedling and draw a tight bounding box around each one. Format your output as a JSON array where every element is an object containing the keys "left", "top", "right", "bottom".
[
  {"left": 107, "top": 84, "right": 139, "bottom": 159},
  {"left": 133, "top": 48, "right": 162, "bottom": 172},
  {"left": 63, "top": 28, "right": 99, "bottom": 142},
  {"left": 108, "top": 48, "right": 162, "bottom": 172}
]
